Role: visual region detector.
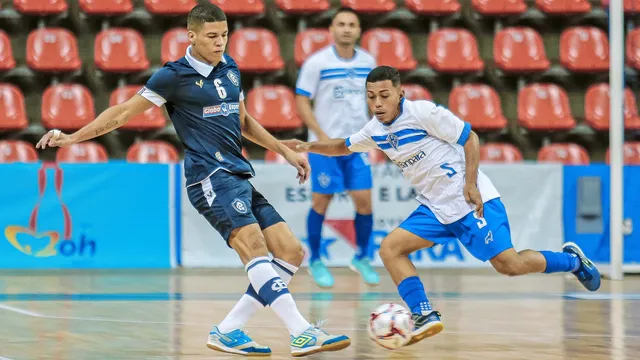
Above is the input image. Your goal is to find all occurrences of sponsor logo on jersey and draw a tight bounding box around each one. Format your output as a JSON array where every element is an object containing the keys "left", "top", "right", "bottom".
[
  {"left": 332, "top": 86, "right": 364, "bottom": 99},
  {"left": 394, "top": 150, "right": 426, "bottom": 171},
  {"left": 203, "top": 102, "right": 240, "bottom": 117}
]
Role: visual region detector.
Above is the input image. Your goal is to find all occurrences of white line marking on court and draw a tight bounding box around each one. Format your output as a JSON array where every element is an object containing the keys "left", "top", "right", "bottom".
[
  {"left": 0, "top": 304, "right": 42, "bottom": 317},
  {"left": 2, "top": 305, "right": 638, "bottom": 340},
  {"left": 0, "top": 356, "right": 17, "bottom": 360}
]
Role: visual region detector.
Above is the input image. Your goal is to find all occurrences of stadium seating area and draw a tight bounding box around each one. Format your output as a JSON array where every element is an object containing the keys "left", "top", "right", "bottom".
[{"left": 0, "top": 0, "right": 639, "bottom": 164}]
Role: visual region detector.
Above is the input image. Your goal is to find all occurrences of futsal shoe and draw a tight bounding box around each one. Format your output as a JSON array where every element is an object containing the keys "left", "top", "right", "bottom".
[
  {"left": 207, "top": 326, "right": 271, "bottom": 356},
  {"left": 290, "top": 326, "right": 351, "bottom": 357},
  {"left": 308, "top": 260, "right": 334, "bottom": 288},
  {"left": 562, "top": 242, "right": 602, "bottom": 292},
  {"left": 350, "top": 257, "right": 380, "bottom": 286},
  {"left": 405, "top": 310, "right": 444, "bottom": 346}
]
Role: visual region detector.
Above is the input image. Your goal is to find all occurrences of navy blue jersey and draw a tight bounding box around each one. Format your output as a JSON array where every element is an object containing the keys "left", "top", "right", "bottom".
[{"left": 139, "top": 47, "right": 254, "bottom": 186}]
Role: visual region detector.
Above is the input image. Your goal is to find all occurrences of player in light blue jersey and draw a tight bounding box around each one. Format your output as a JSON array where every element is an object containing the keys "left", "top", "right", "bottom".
[
  {"left": 295, "top": 7, "right": 379, "bottom": 288},
  {"left": 36, "top": 4, "right": 351, "bottom": 357},
  {"left": 284, "top": 66, "right": 601, "bottom": 347}
]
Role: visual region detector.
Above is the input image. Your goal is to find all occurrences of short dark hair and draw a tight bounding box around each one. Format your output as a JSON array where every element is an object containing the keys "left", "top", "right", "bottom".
[
  {"left": 332, "top": 6, "right": 360, "bottom": 23},
  {"left": 187, "top": 3, "right": 226, "bottom": 31},
  {"left": 366, "top": 66, "right": 401, "bottom": 87}
]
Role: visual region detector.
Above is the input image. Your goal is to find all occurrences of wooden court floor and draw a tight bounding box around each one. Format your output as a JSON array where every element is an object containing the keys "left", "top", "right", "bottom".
[{"left": 0, "top": 268, "right": 638, "bottom": 360}]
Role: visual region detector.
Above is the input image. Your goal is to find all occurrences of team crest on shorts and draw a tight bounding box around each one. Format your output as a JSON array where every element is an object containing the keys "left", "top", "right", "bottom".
[
  {"left": 387, "top": 133, "right": 399, "bottom": 151},
  {"left": 227, "top": 71, "right": 239, "bottom": 87},
  {"left": 232, "top": 198, "right": 248, "bottom": 214}
]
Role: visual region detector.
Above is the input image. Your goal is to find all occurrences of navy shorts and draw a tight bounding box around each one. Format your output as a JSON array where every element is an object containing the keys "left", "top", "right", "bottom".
[
  {"left": 309, "top": 152, "right": 373, "bottom": 194},
  {"left": 186, "top": 171, "right": 285, "bottom": 244},
  {"left": 399, "top": 198, "right": 514, "bottom": 262}
]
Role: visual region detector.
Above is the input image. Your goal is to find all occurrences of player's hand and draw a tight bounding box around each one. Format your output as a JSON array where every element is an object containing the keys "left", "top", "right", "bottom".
[
  {"left": 464, "top": 183, "right": 483, "bottom": 218},
  {"left": 284, "top": 151, "right": 311, "bottom": 185},
  {"left": 281, "top": 139, "right": 306, "bottom": 153},
  {"left": 36, "top": 129, "right": 74, "bottom": 150}
]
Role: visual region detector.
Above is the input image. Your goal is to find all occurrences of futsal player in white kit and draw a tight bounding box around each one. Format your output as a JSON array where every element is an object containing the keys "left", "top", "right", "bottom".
[
  {"left": 284, "top": 65, "right": 601, "bottom": 346},
  {"left": 295, "top": 7, "right": 379, "bottom": 288}
]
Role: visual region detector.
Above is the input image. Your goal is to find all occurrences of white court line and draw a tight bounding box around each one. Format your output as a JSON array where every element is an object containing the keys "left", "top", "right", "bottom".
[
  {"left": 0, "top": 356, "right": 17, "bottom": 360},
  {"left": 1, "top": 303, "right": 638, "bottom": 340}
]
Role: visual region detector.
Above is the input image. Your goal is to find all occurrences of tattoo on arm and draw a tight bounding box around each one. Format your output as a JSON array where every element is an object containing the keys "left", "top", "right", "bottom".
[{"left": 94, "top": 120, "right": 119, "bottom": 136}]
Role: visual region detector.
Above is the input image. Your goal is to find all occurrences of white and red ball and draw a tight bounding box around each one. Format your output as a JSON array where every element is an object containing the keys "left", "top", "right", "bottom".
[{"left": 368, "top": 303, "right": 414, "bottom": 350}]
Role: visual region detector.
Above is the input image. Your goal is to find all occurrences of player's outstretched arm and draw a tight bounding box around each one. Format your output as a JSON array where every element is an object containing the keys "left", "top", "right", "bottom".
[
  {"left": 282, "top": 138, "right": 351, "bottom": 157},
  {"left": 462, "top": 130, "right": 483, "bottom": 217},
  {"left": 36, "top": 94, "right": 154, "bottom": 150}
]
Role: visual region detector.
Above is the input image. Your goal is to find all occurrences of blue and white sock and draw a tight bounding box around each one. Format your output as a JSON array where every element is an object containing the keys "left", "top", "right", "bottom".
[
  {"left": 354, "top": 212, "right": 373, "bottom": 260},
  {"left": 217, "top": 258, "right": 298, "bottom": 334},
  {"left": 398, "top": 276, "right": 432, "bottom": 315},
  {"left": 245, "top": 257, "right": 310, "bottom": 337},
  {"left": 540, "top": 251, "right": 581, "bottom": 273}
]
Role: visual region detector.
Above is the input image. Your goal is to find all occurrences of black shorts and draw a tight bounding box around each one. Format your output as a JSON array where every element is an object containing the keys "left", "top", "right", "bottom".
[{"left": 186, "top": 171, "right": 285, "bottom": 244}]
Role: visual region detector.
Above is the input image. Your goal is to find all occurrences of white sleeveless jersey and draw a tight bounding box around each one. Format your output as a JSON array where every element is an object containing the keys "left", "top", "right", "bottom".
[
  {"left": 346, "top": 98, "right": 501, "bottom": 224},
  {"left": 295, "top": 46, "right": 376, "bottom": 141}
]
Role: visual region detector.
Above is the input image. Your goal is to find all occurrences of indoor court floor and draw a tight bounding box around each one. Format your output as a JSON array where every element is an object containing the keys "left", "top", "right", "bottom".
[{"left": 0, "top": 268, "right": 638, "bottom": 360}]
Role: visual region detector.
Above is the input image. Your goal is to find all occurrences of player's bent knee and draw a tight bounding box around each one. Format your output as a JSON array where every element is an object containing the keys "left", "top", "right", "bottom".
[
  {"left": 491, "top": 258, "right": 524, "bottom": 277},
  {"left": 262, "top": 222, "right": 305, "bottom": 267},
  {"left": 311, "top": 193, "right": 333, "bottom": 214},
  {"left": 229, "top": 224, "right": 269, "bottom": 264}
]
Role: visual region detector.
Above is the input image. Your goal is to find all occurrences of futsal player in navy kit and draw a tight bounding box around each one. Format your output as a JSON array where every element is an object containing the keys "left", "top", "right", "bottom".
[{"left": 36, "top": 3, "right": 351, "bottom": 357}]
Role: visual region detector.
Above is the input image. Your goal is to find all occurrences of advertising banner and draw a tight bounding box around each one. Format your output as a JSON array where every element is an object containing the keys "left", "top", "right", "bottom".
[
  {"left": 0, "top": 162, "right": 175, "bottom": 269},
  {"left": 181, "top": 163, "right": 564, "bottom": 268}
]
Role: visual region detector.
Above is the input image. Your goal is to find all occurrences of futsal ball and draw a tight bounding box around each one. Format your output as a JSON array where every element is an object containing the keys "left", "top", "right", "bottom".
[{"left": 368, "top": 303, "right": 414, "bottom": 350}]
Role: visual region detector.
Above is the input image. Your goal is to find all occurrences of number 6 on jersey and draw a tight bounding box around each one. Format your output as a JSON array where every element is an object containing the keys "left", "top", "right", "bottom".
[{"left": 214, "top": 79, "right": 227, "bottom": 99}]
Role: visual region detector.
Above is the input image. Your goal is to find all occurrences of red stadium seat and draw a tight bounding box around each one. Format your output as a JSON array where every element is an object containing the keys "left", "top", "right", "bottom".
[
  {"left": 606, "top": 142, "right": 640, "bottom": 164},
  {"left": 275, "top": 0, "right": 330, "bottom": 13},
  {"left": 427, "top": 29, "right": 484, "bottom": 73},
  {"left": 361, "top": 28, "right": 417, "bottom": 71},
  {"left": 162, "top": 28, "right": 190, "bottom": 64},
  {"left": 602, "top": 0, "right": 640, "bottom": 13},
  {"left": 26, "top": 28, "right": 81, "bottom": 72},
  {"left": 368, "top": 149, "right": 387, "bottom": 164},
  {"left": 79, "top": 0, "right": 133, "bottom": 15},
  {"left": 449, "top": 84, "right": 508, "bottom": 130},
  {"left": 405, "top": 0, "right": 461, "bottom": 15},
  {"left": 41, "top": 84, "right": 94, "bottom": 130},
  {"left": 626, "top": 28, "right": 640, "bottom": 70},
  {"left": 560, "top": 27, "right": 610, "bottom": 72},
  {"left": 110, "top": 86, "right": 166, "bottom": 130},
  {"left": 265, "top": 149, "right": 308, "bottom": 163},
  {"left": 246, "top": 86, "right": 302, "bottom": 131},
  {"left": 538, "top": 143, "right": 589, "bottom": 164},
  {"left": 494, "top": 27, "right": 550, "bottom": 72},
  {"left": 340, "top": 0, "right": 396, "bottom": 13},
  {"left": 0, "top": 84, "right": 28, "bottom": 131},
  {"left": 0, "top": 31, "right": 15, "bottom": 71},
  {"left": 584, "top": 83, "right": 640, "bottom": 130},
  {"left": 127, "top": 141, "right": 179, "bottom": 163},
  {"left": 227, "top": 28, "right": 284, "bottom": 73},
  {"left": 56, "top": 142, "right": 108, "bottom": 163},
  {"left": 13, "top": 0, "right": 68, "bottom": 14},
  {"left": 518, "top": 83, "right": 576, "bottom": 130},
  {"left": 402, "top": 84, "right": 432, "bottom": 101},
  {"left": 471, "top": 0, "right": 527, "bottom": 15},
  {"left": 0, "top": 140, "right": 38, "bottom": 163},
  {"left": 211, "top": 0, "right": 265, "bottom": 16},
  {"left": 95, "top": 28, "right": 149, "bottom": 73},
  {"left": 295, "top": 29, "right": 332, "bottom": 67},
  {"left": 144, "top": 0, "right": 197, "bottom": 14},
  {"left": 480, "top": 143, "right": 523, "bottom": 163},
  {"left": 536, "top": 0, "right": 591, "bottom": 14}
]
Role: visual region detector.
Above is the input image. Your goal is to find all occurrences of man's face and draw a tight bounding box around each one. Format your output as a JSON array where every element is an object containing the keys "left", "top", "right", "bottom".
[
  {"left": 188, "top": 21, "right": 228, "bottom": 64},
  {"left": 366, "top": 80, "right": 403, "bottom": 123},
  {"left": 330, "top": 11, "right": 361, "bottom": 47}
]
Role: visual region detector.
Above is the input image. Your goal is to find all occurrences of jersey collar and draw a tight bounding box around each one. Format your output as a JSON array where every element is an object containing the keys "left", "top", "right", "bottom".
[{"left": 185, "top": 45, "right": 226, "bottom": 77}]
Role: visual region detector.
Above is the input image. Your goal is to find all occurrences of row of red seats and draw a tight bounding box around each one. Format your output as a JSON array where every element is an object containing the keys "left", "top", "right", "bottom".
[
  {"left": 1, "top": 25, "right": 633, "bottom": 74},
  {"left": 2, "top": 140, "right": 639, "bottom": 165},
  {"left": 2, "top": 81, "right": 637, "bottom": 133},
  {"left": 9, "top": 0, "right": 640, "bottom": 16}
]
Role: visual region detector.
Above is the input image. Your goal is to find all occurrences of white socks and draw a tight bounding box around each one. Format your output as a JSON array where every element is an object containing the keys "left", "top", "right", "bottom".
[{"left": 218, "top": 257, "right": 309, "bottom": 337}]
